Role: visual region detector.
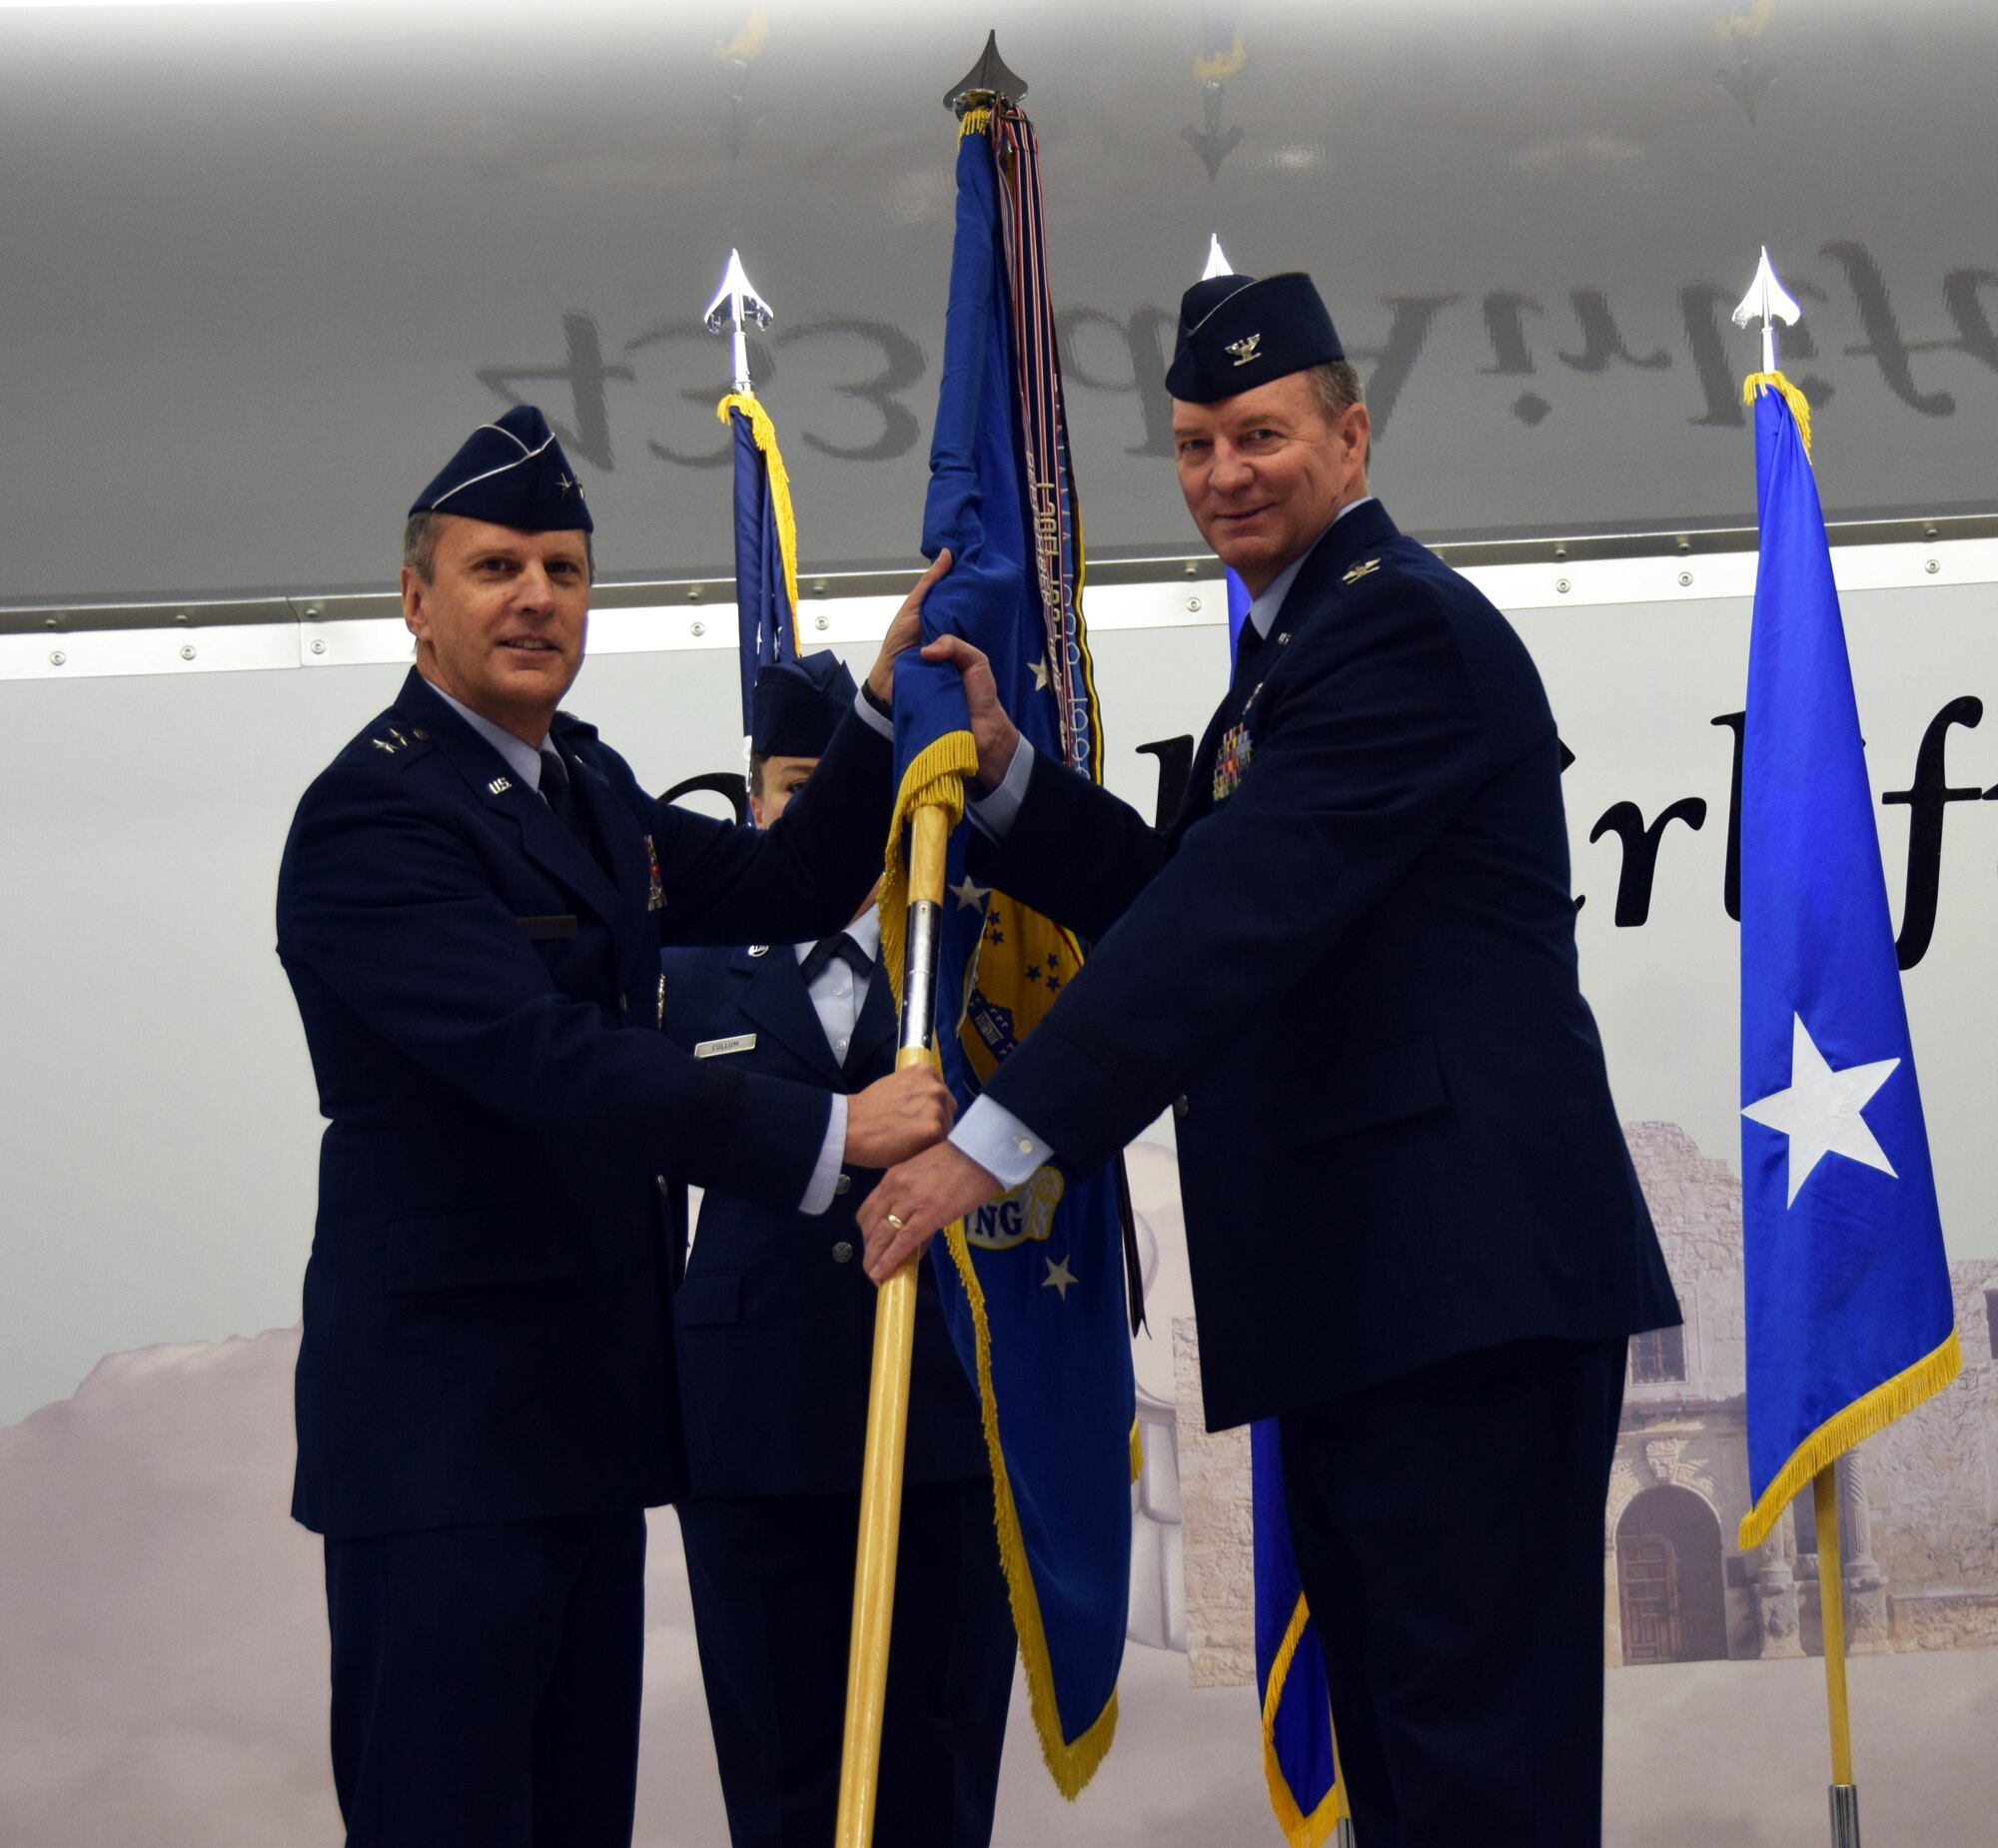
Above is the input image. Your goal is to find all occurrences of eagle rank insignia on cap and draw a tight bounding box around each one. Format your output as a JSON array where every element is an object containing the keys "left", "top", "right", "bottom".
[{"left": 1165, "top": 270, "right": 1342, "bottom": 403}]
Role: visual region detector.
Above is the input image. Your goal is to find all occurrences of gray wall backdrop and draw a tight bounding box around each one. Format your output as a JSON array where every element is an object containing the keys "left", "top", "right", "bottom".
[{"left": 2, "top": 0, "right": 1996, "bottom": 606}]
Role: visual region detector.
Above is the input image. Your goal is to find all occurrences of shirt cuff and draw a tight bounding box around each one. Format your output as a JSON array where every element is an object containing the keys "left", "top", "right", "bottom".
[
  {"left": 798, "top": 1092, "right": 849, "bottom": 1215},
  {"left": 852, "top": 685, "right": 894, "bottom": 740},
  {"left": 964, "top": 735, "right": 1035, "bottom": 841},
  {"left": 949, "top": 1094, "right": 1051, "bottom": 1192}
]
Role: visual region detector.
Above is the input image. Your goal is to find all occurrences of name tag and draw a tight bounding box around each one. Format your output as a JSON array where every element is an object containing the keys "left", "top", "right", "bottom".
[{"left": 693, "top": 1033, "right": 757, "bottom": 1059}]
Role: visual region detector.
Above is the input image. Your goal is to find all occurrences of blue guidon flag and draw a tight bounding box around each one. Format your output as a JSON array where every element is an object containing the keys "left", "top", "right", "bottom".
[
  {"left": 715, "top": 390, "right": 800, "bottom": 730},
  {"left": 1735, "top": 372, "right": 1961, "bottom": 1553},
  {"left": 878, "top": 95, "right": 1135, "bottom": 1797}
]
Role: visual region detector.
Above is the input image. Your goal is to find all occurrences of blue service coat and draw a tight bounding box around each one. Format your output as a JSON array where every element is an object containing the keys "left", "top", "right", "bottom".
[
  {"left": 276, "top": 668, "right": 892, "bottom": 1537},
  {"left": 659, "top": 939, "right": 987, "bottom": 1496},
  {"left": 969, "top": 498, "right": 1680, "bottom": 1431}
]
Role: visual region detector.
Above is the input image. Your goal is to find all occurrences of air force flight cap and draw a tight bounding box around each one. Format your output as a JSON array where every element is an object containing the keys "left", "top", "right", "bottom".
[
  {"left": 1164, "top": 271, "right": 1344, "bottom": 405},
  {"left": 750, "top": 650, "right": 858, "bottom": 758},
  {"left": 410, "top": 404, "right": 594, "bottom": 533}
]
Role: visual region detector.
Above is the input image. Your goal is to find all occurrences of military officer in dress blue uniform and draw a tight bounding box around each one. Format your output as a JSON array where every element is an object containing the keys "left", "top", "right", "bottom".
[
  {"left": 275, "top": 405, "right": 954, "bottom": 1848},
  {"left": 860, "top": 274, "right": 1682, "bottom": 1848},
  {"left": 659, "top": 649, "right": 1013, "bottom": 1848}
]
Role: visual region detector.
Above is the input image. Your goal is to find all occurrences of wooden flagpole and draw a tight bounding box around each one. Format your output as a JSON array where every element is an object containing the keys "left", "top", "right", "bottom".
[
  {"left": 834, "top": 803, "right": 951, "bottom": 1847},
  {"left": 1812, "top": 1464, "right": 1862, "bottom": 1846}
]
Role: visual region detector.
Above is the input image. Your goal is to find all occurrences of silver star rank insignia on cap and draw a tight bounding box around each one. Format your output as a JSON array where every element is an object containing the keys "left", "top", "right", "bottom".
[
  {"left": 1225, "top": 332, "right": 1262, "bottom": 367},
  {"left": 1343, "top": 558, "right": 1381, "bottom": 584}
]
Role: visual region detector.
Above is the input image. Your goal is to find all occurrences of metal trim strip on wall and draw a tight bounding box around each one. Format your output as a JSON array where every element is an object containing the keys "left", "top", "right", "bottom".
[{"left": 5, "top": 517, "right": 1995, "bottom": 683}]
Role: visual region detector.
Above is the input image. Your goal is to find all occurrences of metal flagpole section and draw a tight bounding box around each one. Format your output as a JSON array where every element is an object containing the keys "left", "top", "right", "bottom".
[
  {"left": 1813, "top": 1466, "right": 1862, "bottom": 1847},
  {"left": 1732, "top": 246, "right": 1801, "bottom": 380},
  {"left": 703, "top": 248, "right": 772, "bottom": 399},
  {"left": 1733, "top": 247, "right": 1859, "bottom": 1848}
]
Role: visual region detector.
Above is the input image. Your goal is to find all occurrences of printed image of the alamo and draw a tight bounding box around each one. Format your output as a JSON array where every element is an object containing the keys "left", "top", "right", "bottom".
[{"left": 1170, "top": 1122, "right": 1998, "bottom": 1685}]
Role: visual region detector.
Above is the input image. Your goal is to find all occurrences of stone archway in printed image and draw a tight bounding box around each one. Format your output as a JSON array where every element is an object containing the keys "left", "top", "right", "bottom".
[{"left": 1615, "top": 1484, "right": 1729, "bottom": 1665}]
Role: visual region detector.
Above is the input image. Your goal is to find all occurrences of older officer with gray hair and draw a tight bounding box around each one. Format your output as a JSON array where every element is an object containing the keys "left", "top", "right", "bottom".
[
  {"left": 863, "top": 273, "right": 1681, "bottom": 1847},
  {"left": 276, "top": 404, "right": 952, "bottom": 1847}
]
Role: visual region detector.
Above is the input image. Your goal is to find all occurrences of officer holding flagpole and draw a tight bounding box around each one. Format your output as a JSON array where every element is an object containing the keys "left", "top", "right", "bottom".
[
  {"left": 660, "top": 650, "right": 1014, "bottom": 1848},
  {"left": 275, "top": 404, "right": 953, "bottom": 1847},
  {"left": 862, "top": 270, "right": 1681, "bottom": 1847}
]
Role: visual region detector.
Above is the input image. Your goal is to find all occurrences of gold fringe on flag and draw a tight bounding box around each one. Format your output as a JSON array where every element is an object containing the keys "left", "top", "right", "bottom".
[
  {"left": 1737, "top": 1330, "right": 1961, "bottom": 1550},
  {"left": 1259, "top": 1592, "right": 1347, "bottom": 1848},
  {"left": 942, "top": 1218, "right": 1121, "bottom": 1798},
  {"left": 1742, "top": 370, "right": 1815, "bottom": 460},
  {"left": 714, "top": 391, "right": 801, "bottom": 637},
  {"left": 876, "top": 735, "right": 978, "bottom": 1005}
]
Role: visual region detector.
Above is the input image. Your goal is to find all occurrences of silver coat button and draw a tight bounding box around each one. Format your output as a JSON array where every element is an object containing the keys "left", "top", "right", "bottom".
[
  {"left": 834, "top": 1174, "right": 852, "bottom": 1196},
  {"left": 831, "top": 1241, "right": 854, "bottom": 1264}
]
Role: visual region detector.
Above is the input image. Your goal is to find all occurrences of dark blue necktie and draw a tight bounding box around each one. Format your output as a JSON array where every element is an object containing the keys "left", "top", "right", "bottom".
[
  {"left": 538, "top": 748, "right": 596, "bottom": 861},
  {"left": 801, "top": 932, "right": 870, "bottom": 985}
]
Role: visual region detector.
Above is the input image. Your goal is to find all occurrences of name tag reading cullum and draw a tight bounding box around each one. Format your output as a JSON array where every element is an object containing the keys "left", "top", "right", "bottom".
[
  {"left": 514, "top": 914, "right": 578, "bottom": 942},
  {"left": 693, "top": 1033, "right": 757, "bottom": 1060}
]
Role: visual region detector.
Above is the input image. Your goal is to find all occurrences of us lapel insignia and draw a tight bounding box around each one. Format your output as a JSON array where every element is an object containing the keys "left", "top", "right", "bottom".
[
  {"left": 487, "top": 776, "right": 511, "bottom": 796},
  {"left": 1212, "top": 720, "right": 1254, "bottom": 802},
  {"left": 1343, "top": 557, "right": 1381, "bottom": 585},
  {"left": 643, "top": 834, "right": 664, "bottom": 911}
]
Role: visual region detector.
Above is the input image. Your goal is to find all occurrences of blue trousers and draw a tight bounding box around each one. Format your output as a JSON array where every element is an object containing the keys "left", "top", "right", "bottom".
[
  {"left": 677, "top": 1475, "right": 1014, "bottom": 1848},
  {"left": 323, "top": 1509, "right": 647, "bottom": 1848},
  {"left": 1279, "top": 1337, "right": 1628, "bottom": 1848}
]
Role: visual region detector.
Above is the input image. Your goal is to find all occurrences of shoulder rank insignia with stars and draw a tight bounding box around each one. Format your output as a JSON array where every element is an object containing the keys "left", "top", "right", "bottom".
[
  {"left": 1213, "top": 720, "right": 1254, "bottom": 802},
  {"left": 1343, "top": 557, "right": 1382, "bottom": 585}
]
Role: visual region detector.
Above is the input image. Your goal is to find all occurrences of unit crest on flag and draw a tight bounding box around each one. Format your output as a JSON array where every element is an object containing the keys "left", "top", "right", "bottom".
[{"left": 965, "top": 1167, "right": 1067, "bottom": 1252}]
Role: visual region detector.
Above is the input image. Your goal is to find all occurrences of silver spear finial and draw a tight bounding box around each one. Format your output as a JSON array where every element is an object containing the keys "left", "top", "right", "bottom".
[
  {"left": 1203, "top": 234, "right": 1233, "bottom": 280},
  {"left": 1731, "top": 246, "right": 1801, "bottom": 375},
  {"left": 703, "top": 248, "right": 773, "bottom": 398}
]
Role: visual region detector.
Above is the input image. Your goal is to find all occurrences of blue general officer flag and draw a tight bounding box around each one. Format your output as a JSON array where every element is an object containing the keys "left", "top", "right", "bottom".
[
  {"left": 1252, "top": 1423, "right": 1344, "bottom": 1846},
  {"left": 716, "top": 392, "right": 799, "bottom": 731},
  {"left": 880, "top": 98, "right": 1135, "bottom": 1797},
  {"left": 1225, "top": 564, "right": 1254, "bottom": 657},
  {"left": 1735, "top": 374, "right": 1961, "bottom": 1550}
]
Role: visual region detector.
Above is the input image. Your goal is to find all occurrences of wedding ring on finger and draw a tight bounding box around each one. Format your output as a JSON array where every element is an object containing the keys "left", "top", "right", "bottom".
[{"left": 884, "top": 1213, "right": 906, "bottom": 1231}]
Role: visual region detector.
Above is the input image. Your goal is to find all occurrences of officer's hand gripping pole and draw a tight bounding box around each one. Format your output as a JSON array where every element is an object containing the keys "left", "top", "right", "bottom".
[{"left": 834, "top": 802, "right": 950, "bottom": 1847}]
